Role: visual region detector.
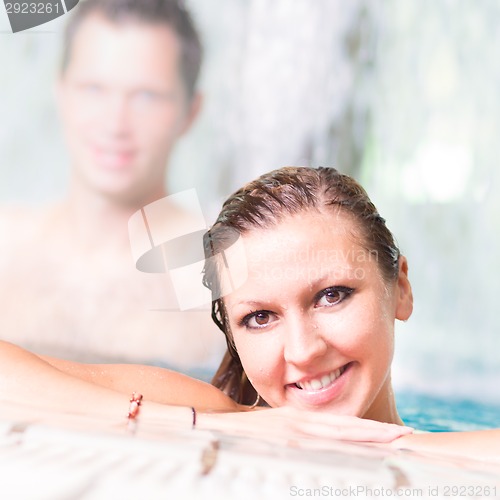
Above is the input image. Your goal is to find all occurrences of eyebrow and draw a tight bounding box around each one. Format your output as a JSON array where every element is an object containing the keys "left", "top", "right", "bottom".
[
  {"left": 230, "top": 265, "right": 359, "bottom": 309},
  {"left": 308, "top": 265, "right": 357, "bottom": 288},
  {"left": 231, "top": 300, "right": 268, "bottom": 309}
]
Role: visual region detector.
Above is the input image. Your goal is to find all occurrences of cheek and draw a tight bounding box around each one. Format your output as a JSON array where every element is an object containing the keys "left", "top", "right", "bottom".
[
  {"left": 60, "top": 98, "right": 81, "bottom": 130},
  {"left": 63, "top": 103, "right": 103, "bottom": 144},
  {"left": 350, "top": 307, "right": 395, "bottom": 366},
  {"left": 232, "top": 332, "right": 281, "bottom": 387},
  {"left": 232, "top": 334, "right": 259, "bottom": 377},
  {"left": 61, "top": 105, "right": 92, "bottom": 148},
  {"left": 153, "top": 102, "right": 188, "bottom": 130},
  {"left": 319, "top": 300, "right": 394, "bottom": 358},
  {"left": 136, "top": 111, "right": 184, "bottom": 151}
]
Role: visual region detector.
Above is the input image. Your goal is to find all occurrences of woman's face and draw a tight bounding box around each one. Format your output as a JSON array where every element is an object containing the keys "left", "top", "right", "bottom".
[{"left": 222, "top": 210, "right": 413, "bottom": 421}]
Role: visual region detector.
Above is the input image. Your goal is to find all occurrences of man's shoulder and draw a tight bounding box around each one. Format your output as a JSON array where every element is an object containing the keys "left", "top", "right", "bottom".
[
  {"left": 0, "top": 204, "right": 37, "bottom": 226},
  {"left": 0, "top": 203, "right": 52, "bottom": 244},
  {"left": 0, "top": 205, "right": 23, "bottom": 231}
]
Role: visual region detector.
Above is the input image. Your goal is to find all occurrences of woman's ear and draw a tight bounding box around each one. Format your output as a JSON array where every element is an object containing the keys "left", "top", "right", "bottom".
[{"left": 395, "top": 256, "right": 413, "bottom": 321}]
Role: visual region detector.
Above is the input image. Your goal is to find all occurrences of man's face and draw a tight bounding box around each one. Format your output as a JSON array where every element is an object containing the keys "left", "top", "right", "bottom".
[{"left": 58, "top": 14, "right": 199, "bottom": 204}]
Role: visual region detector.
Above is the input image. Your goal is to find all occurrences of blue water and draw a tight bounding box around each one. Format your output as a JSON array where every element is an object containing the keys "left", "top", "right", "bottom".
[{"left": 396, "top": 392, "right": 500, "bottom": 432}]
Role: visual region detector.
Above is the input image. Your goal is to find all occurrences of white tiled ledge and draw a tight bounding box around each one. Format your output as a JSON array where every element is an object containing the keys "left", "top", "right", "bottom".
[{"left": 0, "top": 404, "right": 499, "bottom": 500}]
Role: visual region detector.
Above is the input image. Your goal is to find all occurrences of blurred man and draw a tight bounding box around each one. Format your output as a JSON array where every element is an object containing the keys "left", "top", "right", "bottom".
[{"left": 0, "top": 0, "right": 225, "bottom": 376}]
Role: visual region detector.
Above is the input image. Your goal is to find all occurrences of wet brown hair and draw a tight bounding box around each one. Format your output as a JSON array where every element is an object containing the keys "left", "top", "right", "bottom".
[
  {"left": 203, "top": 166, "right": 400, "bottom": 405},
  {"left": 61, "top": 0, "right": 202, "bottom": 98}
]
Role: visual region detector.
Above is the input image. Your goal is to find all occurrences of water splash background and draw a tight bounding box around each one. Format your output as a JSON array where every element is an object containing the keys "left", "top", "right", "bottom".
[{"left": 1, "top": 1, "right": 498, "bottom": 404}]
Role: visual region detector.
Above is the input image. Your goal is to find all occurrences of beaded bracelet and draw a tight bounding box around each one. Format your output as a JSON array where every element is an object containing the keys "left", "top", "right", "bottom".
[{"left": 128, "top": 392, "right": 143, "bottom": 420}]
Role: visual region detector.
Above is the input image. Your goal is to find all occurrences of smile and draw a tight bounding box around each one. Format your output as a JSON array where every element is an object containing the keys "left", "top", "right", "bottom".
[
  {"left": 286, "top": 362, "right": 354, "bottom": 406},
  {"left": 294, "top": 364, "right": 349, "bottom": 392},
  {"left": 93, "top": 146, "right": 135, "bottom": 170}
]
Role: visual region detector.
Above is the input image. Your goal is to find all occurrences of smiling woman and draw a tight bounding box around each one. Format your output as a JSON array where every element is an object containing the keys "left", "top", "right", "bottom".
[
  {"left": 220, "top": 210, "right": 408, "bottom": 421},
  {"left": 204, "top": 166, "right": 412, "bottom": 421},
  {"left": 0, "top": 166, "right": 498, "bottom": 460},
  {"left": 201, "top": 166, "right": 500, "bottom": 460}
]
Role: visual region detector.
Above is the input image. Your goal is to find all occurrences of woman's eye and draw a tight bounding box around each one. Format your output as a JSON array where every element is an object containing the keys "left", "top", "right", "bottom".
[
  {"left": 242, "top": 310, "right": 277, "bottom": 329},
  {"left": 315, "top": 287, "right": 354, "bottom": 308}
]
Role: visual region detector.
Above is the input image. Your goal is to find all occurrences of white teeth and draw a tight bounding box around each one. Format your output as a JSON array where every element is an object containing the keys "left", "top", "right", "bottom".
[
  {"left": 310, "top": 379, "right": 323, "bottom": 390},
  {"left": 296, "top": 367, "right": 345, "bottom": 391}
]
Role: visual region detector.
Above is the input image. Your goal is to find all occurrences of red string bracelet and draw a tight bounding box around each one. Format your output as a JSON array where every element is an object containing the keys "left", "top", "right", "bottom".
[
  {"left": 127, "top": 394, "right": 195, "bottom": 432},
  {"left": 127, "top": 392, "right": 143, "bottom": 421}
]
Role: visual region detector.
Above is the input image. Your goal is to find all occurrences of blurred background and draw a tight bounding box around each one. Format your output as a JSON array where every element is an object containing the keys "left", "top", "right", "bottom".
[{"left": 1, "top": 0, "right": 499, "bottom": 405}]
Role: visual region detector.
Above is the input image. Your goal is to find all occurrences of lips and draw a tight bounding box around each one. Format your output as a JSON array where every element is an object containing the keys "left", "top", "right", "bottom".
[
  {"left": 286, "top": 362, "right": 353, "bottom": 406},
  {"left": 294, "top": 366, "right": 346, "bottom": 391},
  {"left": 93, "top": 146, "right": 136, "bottom": 170}
]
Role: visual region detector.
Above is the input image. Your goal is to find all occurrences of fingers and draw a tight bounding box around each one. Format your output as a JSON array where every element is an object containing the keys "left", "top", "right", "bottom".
[
  {"left": 292, "top": 420, "right": 413, "bottom": 443},
  {"left": 271, "top": 407, "right": 414, "bottom": 443},
  {"left": 198, "top": 407, "right": 414, "bottom": 445}
]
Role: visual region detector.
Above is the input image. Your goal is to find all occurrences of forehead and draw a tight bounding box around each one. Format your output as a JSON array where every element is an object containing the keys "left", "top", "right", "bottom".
[
  {"left": 244, "top": 211, "right": 365, "bottom": 266},
  {"left": 218, "top": 210, "right": 379, "bottom": 299},
  {"left": 65, "top": 14, "right": 182, "bottom": 85}
]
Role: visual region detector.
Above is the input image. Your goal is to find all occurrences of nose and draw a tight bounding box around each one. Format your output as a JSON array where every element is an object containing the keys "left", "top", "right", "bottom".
[
  {"left": 103, "top": 93, "right": 132, "bottom": 138},
  {"left": 283, "top": 312, "right": 328, "bottom": 367}
]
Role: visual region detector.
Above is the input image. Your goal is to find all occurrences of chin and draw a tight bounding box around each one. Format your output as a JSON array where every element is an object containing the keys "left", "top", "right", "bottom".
[{"left": 319, "top": 398, "right": 366, "bottom": 417}]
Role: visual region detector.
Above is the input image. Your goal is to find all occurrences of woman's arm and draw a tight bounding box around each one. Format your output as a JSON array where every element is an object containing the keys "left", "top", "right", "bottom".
[
  {"left": 391, "top": 429, "right": 500, "bottom": 461},
  {"left": 0, "top": 340, "right": 413, "bottom": 443},
  {"left": 0, "top": 340, "right": 194, "bottom": 424},
  {"left": 39, "top": 353, "right": 237, "bottom": 411},
  {"left": 37, "top": 354, "right": 413, "bottom": 443}
]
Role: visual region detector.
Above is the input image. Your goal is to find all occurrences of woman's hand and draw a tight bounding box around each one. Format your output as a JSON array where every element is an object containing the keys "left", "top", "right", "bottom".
[
  {"left": 390, "top": 429, "right": 500, "bottom": 462},
  {"left": 197, "top": 406, "right": 413, "bottom": 444}
]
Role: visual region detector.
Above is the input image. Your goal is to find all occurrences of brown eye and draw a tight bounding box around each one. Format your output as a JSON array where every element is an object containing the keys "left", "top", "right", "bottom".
[
  {"left": 315, "top": 286, "right": 354, "bottom": 308},
  {"left": 254, "top": 312, "right": 270, "bottom": 325},
  {"left": 243, "top": 310, "right": 278, "bottom": 329},
  {"left": 324, "top": 290, "right": 342, "bottom": 304}
]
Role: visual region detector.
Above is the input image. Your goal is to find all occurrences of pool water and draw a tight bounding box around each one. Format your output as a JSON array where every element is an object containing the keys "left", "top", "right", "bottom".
[{"left": 396, "top": 391, "right": 500, "bottom": 432}]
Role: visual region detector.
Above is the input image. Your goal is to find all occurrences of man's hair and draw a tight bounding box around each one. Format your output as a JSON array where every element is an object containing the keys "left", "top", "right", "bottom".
[{"left": 61, "top": 0, "right": 202, "bottom": 98}]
